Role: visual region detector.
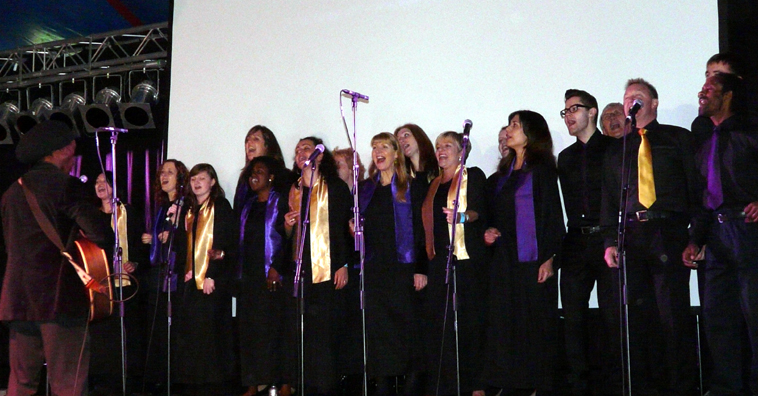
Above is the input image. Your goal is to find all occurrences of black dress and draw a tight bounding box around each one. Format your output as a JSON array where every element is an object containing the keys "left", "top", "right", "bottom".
[
  {"left": 283, "top": 176, "right": 352, "bottom": 394},
  {"left": 143, "top": 199, "right": 187, "bottom": 385},
  {"left": 423, "top": 167, "right": 488, "bottom": 395},
  {"left": 89, "top": 204, "right": 149, "bottom": 391},
  {"left": 237, "top": 193, "right": 290, "bottom": 386},
  {"left": 173, "top": 197, "right": 237, "bottom": 387},
  {"left": 481, "top": 163, "right": 565, "bottom": 391},
  {"left": 361, "top": 179, "right": 427, "bottom": 378}
]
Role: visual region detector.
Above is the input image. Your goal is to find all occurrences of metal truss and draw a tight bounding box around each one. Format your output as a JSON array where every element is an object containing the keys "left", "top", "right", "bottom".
[{"left": 0, "top": 22, "right": 169, "bottom": 90}]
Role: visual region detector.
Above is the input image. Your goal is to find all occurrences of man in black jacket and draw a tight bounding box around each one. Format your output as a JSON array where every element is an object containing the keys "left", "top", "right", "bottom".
[
  {"left": 601, "top": 79, "right": 701, "bottom": 395},
  {"left": 683, "top": 73, "right": 758, "bottom": 395},
  {"left": 558, "top": 89, "right": 619, "bottom": 395},
  {"left": 0, "top": 120, "right": 112, "bottom": 396}
]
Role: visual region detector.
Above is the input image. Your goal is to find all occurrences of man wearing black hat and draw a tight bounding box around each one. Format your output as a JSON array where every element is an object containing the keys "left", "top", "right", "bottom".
[{"left": 1, "top": 120, "right": 112, "bottom": 396}]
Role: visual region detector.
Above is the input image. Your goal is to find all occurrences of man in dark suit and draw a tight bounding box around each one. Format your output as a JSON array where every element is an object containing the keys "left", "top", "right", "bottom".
[
  {"left": 601, "top": 79, "right": 701, "bottom": 395},
  {"left": 0, "top": 120, "right": 112, "bottom": 396},
  {"left": 558, "top": 89, "right": 619, "bottom": 395},
  {"left": 684, "top": 73, "right": 758, "bottom": 395}
]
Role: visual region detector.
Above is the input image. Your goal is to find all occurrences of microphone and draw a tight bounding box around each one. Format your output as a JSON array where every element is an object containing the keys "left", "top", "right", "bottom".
[
  {"left": 462, "top": 119, "right": 473, "bottom": 137},
  {"left": 627, "top": 99, "right": 643, "bottom": 118},
  {"left": 95, "top": 127, "right": 129, "bottom": 134},
  {"left": 341, "top": 89, "right": 369, "bottom": 101},
  {"left": 304, "top": 144, "right": 326, "bottom": 167},
  {"left": 78, "top": 175, "right": 88, "bottom": 183}
]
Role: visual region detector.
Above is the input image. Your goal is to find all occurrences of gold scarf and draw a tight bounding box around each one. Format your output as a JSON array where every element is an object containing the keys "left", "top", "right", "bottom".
[
  {"left": 290, "top": 176, "right": 332, "bottom": 283},
  {"left": 422, "top": 165, "right": 469, "bottom": 260},
  {"left": 110, "top": 203, "right": 130, "bottom": 287},
  {"left": 185, "top": 200, "right": 215, "bottom": 290}
]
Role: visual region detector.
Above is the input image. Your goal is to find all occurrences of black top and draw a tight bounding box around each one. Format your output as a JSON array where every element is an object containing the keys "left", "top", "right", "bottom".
[
  {"left": 361, "top": 178, "right": 428, "bottom": 274},
  {"left": 557, "top": 130, "right": 614, "bottom": 228},
  {"left": 691, "top": 115, "right": 715, "bottom": 149},
  {"left": 1, "top": 162, "right": 113, "bottom": 321},
  {"left": 364, "top": 184, "right": 395, "bottom": 266},
  {"left": 600, "top": 120, "right": 701, "bottom": 248},
  {"left": 690, "top": 115, "right": 758, "bottom": 245},
  {"left": 243, "top": 201, "right": 267, "bottom": 279}
]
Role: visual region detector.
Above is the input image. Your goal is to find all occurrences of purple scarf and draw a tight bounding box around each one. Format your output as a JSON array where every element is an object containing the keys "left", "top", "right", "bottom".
[
  {"left": 496, "top": 163, "right": 538, "bottom": 262},
  {"left": 359, "top": 174, "right": 415, "bottom": 263},
  {"left": 150, "top": 203, "right": 178, "bottom": 292},
  {"left": 238, "top": 190, "right": 283, "bottom": 279}
]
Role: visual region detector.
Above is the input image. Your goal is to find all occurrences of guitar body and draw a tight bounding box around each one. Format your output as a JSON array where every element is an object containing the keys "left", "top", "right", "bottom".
[{"left": 74, "top": 238, "right": 113, "bottom": 322}]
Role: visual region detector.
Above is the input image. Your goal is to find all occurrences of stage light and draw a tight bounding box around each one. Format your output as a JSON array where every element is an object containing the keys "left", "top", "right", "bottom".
[
  {"left": 0, "top": 102, "right": 20, "bottom": 145},
  {"left": 14, "top": 97, "right": 53, "bottom": 134},
  {"left": 119, "top": 79, "right": 158, "bottom": 129},
  {"left": 41, "top": 92, "right": 86, "bottom": 137},
  {"left": 81, "top": 87, "right": 122, "bottom": 134}
]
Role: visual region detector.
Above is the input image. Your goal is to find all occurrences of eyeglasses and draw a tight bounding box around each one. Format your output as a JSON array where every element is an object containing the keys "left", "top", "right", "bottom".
[{"left": 560, "top": 104, "right": 590, "bottom": 118}]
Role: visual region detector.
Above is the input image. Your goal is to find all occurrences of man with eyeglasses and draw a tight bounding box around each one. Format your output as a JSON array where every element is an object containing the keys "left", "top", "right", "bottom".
[
  {"left": 600, "top": 103, "right": 625, "bottom": 138},
  {"left": 557, "top": 89, "right": 619, "bottom": 396},
  {"left": 600, "top": 78, "right": 700, "bottom": 396}
]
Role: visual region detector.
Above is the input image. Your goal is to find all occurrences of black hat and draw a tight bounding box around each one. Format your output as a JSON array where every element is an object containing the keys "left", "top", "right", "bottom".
[{"left": 16, "top": 120, "right": 78, "bottom": 164}]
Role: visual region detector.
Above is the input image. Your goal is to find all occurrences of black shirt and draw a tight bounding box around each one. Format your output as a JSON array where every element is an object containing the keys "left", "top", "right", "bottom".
[
  {"left": 600, "top": 120, "right": 701, "bottom": 248},
  {"left": 690, "top": 115, "right": 758, "bottom": 245},
  {"left": 557, "top": 129, "right": 614, "bottom": 228}
]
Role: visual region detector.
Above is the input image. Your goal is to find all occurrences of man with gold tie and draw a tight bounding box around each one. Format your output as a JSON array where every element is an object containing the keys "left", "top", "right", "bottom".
[{"left": 600, "top": 79, "right": 701, "bottom": 396}]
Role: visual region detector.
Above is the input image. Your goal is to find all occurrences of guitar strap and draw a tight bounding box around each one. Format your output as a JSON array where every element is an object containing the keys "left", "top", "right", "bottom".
[{"left": 18, "top": 178, "right": 106, "bottom": 295}]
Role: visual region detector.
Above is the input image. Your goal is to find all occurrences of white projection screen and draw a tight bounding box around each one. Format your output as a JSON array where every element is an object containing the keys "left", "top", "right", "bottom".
[{"left": 168, "top": 0, "right": 719, "bottom": 306}]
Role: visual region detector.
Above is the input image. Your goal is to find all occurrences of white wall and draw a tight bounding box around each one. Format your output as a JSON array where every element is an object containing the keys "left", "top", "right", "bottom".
[{"left": 168, "top": 0, "right": 719, "bottom": 305}]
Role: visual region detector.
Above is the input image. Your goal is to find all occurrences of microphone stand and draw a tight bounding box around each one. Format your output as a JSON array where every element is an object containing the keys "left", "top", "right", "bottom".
[
  {"left": 96, "top": 127, "right": 129, "bottom": 396},
  {"left": 162, "top": 195, "right": 183, "bottom": 396},
  {"left": 341, "top": 90, "right": 369, "bottom": 396},
  {"left": 437, "top": 129, "right": 470, "bottom": 396},
  {"left": 616, "top": 116, "right": 635, "bottom": 396},
  {"left": 293, "top": 161, "right": 318, "bottom": 396}
]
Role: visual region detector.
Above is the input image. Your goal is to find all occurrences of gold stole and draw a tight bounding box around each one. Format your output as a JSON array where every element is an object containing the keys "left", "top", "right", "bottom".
[
  {"left": 290, "top": 177, "right": 332, "bottom": 283},
  {"left": 111, "top": 203, "right": 131, "bottom": 286},
  {"left": 422, "top": 165, "right": 469, "bottom": 260},
  {"left": 185, "top": 200, "right": 215, "bottom": 290}
]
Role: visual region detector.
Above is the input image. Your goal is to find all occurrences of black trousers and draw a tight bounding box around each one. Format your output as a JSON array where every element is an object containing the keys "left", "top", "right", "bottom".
[
  {"left": 623, "top": 219, "right": 697, "bottom": 395},
  {"left": 7, "top": 316, "right": 90, "bottom": 396},
  {"left": 703, "top": 218, "right": 758, "bottom": 395},
  {"left": 560, "top": 230, "right": 621, "bottom": 394}
]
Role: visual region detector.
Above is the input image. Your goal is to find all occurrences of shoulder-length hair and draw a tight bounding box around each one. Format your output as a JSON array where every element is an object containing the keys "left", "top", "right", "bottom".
[
  {"left": 153, "top": 159, "right": 189, "bottom": 207},
  {"left": 367, "top": 132, "right": 409, "bottom": 202},
  {"left": 393, "top": 123, "right": 439, "bottom": 179},
  {"left": 186, "top": 163, "right": 225, "bottom": 211},
  {"left": 239, "top": 125, "right": 285, "bottom": 189},
  {"left": 291, "top": 136, "right": 339, "bottom": 181},
  {"left": 497, "top": 110, "right": 555, "bottom": 174}
]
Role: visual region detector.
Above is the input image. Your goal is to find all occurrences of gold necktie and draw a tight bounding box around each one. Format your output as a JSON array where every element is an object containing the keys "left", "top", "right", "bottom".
[{"left": 638, "top": 128, "right": 656, "bottom": 208}]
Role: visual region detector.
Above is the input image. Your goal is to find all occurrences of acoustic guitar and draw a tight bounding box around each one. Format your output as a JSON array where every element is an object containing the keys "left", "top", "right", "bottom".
[{"left": 72, "top": 238, "right": 114, "bottom": 322}]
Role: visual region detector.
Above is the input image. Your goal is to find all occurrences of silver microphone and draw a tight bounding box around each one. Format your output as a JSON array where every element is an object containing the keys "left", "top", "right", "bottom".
[
  {"left": 78, "top": 175, "right": 88, "bottom": 183},
  {"left": 304, "top": 144, "right": 326, "bottom": 167},
  {"left": 627, "top": 99, "right": 643, "bottom": 118}
]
